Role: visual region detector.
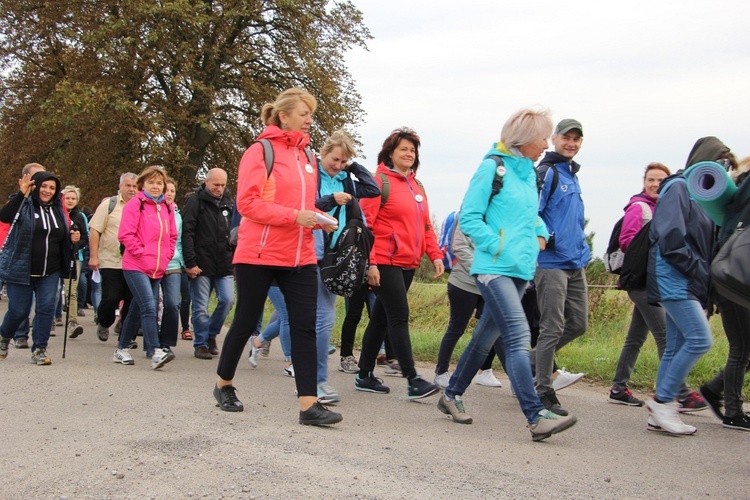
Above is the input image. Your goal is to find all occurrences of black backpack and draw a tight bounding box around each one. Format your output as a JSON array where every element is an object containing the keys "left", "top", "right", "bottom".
[
  {"left": 319, "top": 197, "right": 374, "bottom": 297},
  {"left": 605, "top": 201, "right": 650, "bottom": 275},
  {"left": 617, "top": 220, "right": 652, "bottom": 291}
]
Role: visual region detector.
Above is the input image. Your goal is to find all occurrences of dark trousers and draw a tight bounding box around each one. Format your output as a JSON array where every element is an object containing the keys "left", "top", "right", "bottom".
[
  {"left": 436, "top": 283, "right": 495, "bottom": 374},
  {"left": 179, "top": 272, "right": 191, "bottom": 333},
  {"left": 358, "top": 266, "right": 418, "bottom": 379},
  {"left": 217, "top": 264, "right": 318, "bottom": 397},
  {"left": 340, "top": 282, "right": 378, "bottom": 358},
  {"left": 98, "top": 268, "right": 132, "bottom": 329},
  {"left": 704, "top": 292, "right": 750, "bottom": 418}
]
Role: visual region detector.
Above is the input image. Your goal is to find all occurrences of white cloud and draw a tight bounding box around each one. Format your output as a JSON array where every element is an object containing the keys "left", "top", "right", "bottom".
[{"left": 345, "top": 0, "right": 750, "bottom": 257}]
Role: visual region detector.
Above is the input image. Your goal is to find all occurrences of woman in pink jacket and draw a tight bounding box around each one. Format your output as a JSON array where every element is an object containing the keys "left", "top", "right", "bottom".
[
  {"left": 213, "top": 88, "right": 342, "bottom": 427},
  {"left": 114, "top": 166, "right": 177, "bottom": 369}
]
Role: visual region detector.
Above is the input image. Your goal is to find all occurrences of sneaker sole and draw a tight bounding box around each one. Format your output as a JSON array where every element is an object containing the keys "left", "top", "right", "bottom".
[
  {"left": 317, "top": 396, "right": 340, "bottom": 405},
  {"left": 33, "top": 359, "right": 52, "bottom": 365},
  {"left": 338, "top": 367, "right": 359, "bottom": 374},
  {"left": 607, "top": 397, "right": 644, "bottom": 407},
  {"left": 152, "top": 353, "right": 175, "bottom": 370},
  {"left": 300, "top": 415, "right": 343, "bottom": 426},
  {"left": 531, "top": 416, "right": 578, "bottom": 442},
  {"left": 437, "top": 399, "right": 473, "bottom": 424},
  {"left": 113, "top": 357, "right": 135, "bottom": 365},
  {"left": 408, "top": 386, "right": 439, "bottom": 400},
  {"left": 69, "top": 326, "right": 84, "bottom": 339},
  {"left": 677, "top": 406, "right": 707, "bottom": 413},
  {"left": 354, "top": 385, "right": 390, "bottom": 394},
  {"left": 722, "top": 422, "right": 750, "bottom": 431}
]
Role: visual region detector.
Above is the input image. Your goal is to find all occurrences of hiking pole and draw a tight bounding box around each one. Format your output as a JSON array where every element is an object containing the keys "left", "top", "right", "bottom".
[{"left": 62, "top": 222, "right": 79, "bottom": 359}]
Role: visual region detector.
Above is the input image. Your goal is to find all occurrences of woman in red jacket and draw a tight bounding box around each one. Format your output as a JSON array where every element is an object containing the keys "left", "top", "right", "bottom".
[
  {"left": 213, "top": 88, "right": 342, "bottom": 426},
  {"left": 355, "top": 127, "right": 445, "bottom": 399}
]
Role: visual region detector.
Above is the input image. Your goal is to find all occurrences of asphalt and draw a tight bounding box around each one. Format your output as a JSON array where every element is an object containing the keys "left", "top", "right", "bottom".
[{"left": 0, "top": 292, "right": 748, "bottom": 499}]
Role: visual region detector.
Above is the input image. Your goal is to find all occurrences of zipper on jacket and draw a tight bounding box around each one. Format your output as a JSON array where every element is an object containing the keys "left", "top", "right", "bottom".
[
  {"left": 152, "top": 203, "right": 164, "bottom": 279},
  {"left": 293, "top": 148, "right": 306, "bottom": 267},
  {"left": 406, "top": 178, "right": 424, "bottom": 267},
  {"left": 258, "top": 224, "right": 270, "bottom": 258},
  {"left": 493, "top": 228, "right": 504, "bottom": 262}
]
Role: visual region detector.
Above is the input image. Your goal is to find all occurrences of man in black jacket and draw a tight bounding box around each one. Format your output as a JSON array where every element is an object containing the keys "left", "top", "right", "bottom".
[{"left": 182, "top": 168, "right": 235, "bottom": 359}]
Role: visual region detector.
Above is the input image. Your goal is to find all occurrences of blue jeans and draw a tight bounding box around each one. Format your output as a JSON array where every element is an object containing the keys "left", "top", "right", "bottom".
[
  {"left": 90, "top": 275, "right": 102, "bottom": 313},
  {"left": 446, "top": 275, "right": 545, "bottom": 424},
  {"left": 190, "top": 275, "right": 235, "bottom": 348},
  {"left": 159, "top": 272, "right": 182, "bottom": 347},
  {"left": 655, "top": 300, "right": 713, "bottom": 403},
  {"left": 120, "top": 271, "right": 161, "bottom": 356},
  {"left": 315, "top": 269, "right": 337, "bottom": 384},
  {"left": 1, "top": 273, "right": 60, "bottom": 351},
  {"left": 259, "top": 286, "right": 291, "bottom": 361}
]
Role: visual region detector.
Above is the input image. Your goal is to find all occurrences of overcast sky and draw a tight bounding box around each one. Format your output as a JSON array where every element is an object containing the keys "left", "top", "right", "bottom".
[{"left": 343, "top": 0, "right": 750, "bottom": 258}]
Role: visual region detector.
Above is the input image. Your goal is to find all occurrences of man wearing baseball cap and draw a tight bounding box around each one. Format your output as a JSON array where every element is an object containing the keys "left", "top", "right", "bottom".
[{"left": 533, "top": 119, "right": 590, "bottom": 416}]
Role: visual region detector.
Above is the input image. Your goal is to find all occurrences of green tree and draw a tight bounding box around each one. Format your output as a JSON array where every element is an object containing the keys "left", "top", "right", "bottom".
[{"left": 0, "top": 0, "right": 371, "bottom": 206}]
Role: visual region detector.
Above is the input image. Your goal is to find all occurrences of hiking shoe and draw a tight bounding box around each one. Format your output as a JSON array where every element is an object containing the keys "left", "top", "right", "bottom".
[
  {"left": 328, "top": 344, "right": 336, "bottom": 355},
  {"left": 68, "top": 321, "right": 84, "bottom": 339},
  {"left": 384, "top": 359, "right": 402, "bottom": 376},
  {"left": 97, "top": 325, "right": 109, "bottom": 342},
  {"left": 434, "top": 371, "right": 451, "bottom": 389},
  {"left": 54, "top": 317, "right": 63, "bottom": 327},
  {"left": 677, "top": 391, "right": 707, "bottom": 413},
  {"left": 114, "top": 318, "right": 122, "bottom": 335},
  {"left": 608, "top": 388, "right": 644, "bottom": 407},
  {"left": 528, "top": 410, "right": 578, "bottom": 441},
  {"left": 355, "top": 373, "right": 390, "bottom": 394},
  {"left": 339, "top": 355, "right": 359, "bottom": 373},
  {"left": 437, "top": 394, "right": 473, "bottom": 424},
  {"left": 317, "top": 382, "right": 341, "bottom": 404},
  {"left": 407, "top": 376, "right": 439, "bottom": 400},
  {"left": 151, "top": 348, "right": 175, "bottom": 369},
  {"left": 77, "top": 308, "right": 86, "bottom": 317},
  {"left": 194, "top": 346, "right": 212, "bottom": 359},
  {"left": 207, "top": 337, "right": 219, "bottom": 356},
  {"left": 299, "top": 402, "right": 343, "bottom": 426},
  {"left": 49, "top": 324, "right": 56, "bottom": 337},
  {"left": 376, "top": 353, "right": 388, "bottom": 366},
  {"left": 113, "top": 348, "right": 135, "bottom": 365},
  {"left": 283, "top": 364, "right": 295, "bottom": 378},
  {"left": 214, "top": 384, "right": 244, "bottom": 412},
  {"left": 31, "top": 348, "right": 52, "bottom": 365},
  {"left": 260, "top": 339, "right": 271, "bottom": 358},
  {"left": 248, "top": 337, "right": 262, "bottom": 368},
  {"left": 552, "top": 368, "right": 584, "bottom": 392},
  {"left": 0, "top": 336, "right": 11, "bottom": 359},
  {"left": 645, "top": 398, "right": 697, "bottom": 435},
  {"left": 722, "top": 413, "right": 750, "bottom": 431},
  {"left": 698, "top": 385, "right": 724, "bottom": 420},
  {"left": 539, "top": 390, "right": 569, "bottom": 416},
  {"left": 14, "top": 337, "right": 29, "bottom": 349},
  {"left": 475, "top": 369, "right": 503, "bottom": 387}
]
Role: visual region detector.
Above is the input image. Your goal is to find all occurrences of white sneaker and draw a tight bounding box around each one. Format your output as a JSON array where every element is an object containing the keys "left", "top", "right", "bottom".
[
  {"left": 645, "top": 399, "right": 697, "bottom": 435},
  {"left": 474, "top": 369, "right": 503, "bottom": 387},
  {"left": 283, "top": 364, "right": 295, "bottom": 378},
  {"left": 248, "top": 337, "right": 262, "bottom": 368},
  {"left": 552, "top": 368, "right": 584, "bottom": 391},
  {"left": 151, "top": 348, "right": 175, "bottom": 370},
  {"left": 113, "top": 348, "right": 134, "bottom": 365},
  {"left": 433, "top": 371, "right": 451, "bottom": 389}
]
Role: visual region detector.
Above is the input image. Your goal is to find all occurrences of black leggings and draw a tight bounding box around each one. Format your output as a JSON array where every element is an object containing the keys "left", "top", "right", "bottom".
[
  {"left": 217, "top": 264, "right": 318, "bottom": 397},
  {"left": 358, "top": 266, "right": 418, "bottom": 379},
  {"left": 98, "top": 268, "right": 132, "bottom": 328}
]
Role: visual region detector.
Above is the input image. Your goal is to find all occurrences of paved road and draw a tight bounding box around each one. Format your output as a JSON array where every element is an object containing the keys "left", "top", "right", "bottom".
[{"left": 0, "top": 295, "right": 747, "bottom": 499}]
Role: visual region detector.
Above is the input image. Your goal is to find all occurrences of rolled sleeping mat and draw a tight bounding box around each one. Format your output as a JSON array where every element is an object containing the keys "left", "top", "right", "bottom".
[{"left": 684, "top": 161, "right": 737, "bottom": 226}]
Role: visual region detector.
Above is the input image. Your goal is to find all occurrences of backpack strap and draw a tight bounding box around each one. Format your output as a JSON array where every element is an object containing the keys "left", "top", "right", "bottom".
[
  {"left": 378, "top": 173, "right": 390, "bottom": 207},
  {"left": 107, "top": 195, "right": 118, "bottom": 215},
  {"left": 257, "top": 139, "right": 275, "bottom": 177}
]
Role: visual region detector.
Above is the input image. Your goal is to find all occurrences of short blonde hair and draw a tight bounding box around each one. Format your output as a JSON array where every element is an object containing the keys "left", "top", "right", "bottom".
[
  {"left": 61, "top": 185, "right": 81, "bottom": 202},
  {"left": 136, "top": 166, "right": 168, "bottom": 193},
  {"left": 320, "top": 130, "right": 356, "bottom": 159},
  {"left": 260, "top": 88, "right": 317, "bottom": 127},
  {"left": 500, "top": 107, "right": 553, "bottom": 148}
]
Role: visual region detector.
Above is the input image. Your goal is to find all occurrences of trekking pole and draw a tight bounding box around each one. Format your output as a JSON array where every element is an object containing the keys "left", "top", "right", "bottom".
[{"left": 62, "top": 222, "right": 79, "bottom": 359}]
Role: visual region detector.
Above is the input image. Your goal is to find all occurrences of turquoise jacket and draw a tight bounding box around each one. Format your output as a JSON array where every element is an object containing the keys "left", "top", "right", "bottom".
[
  {"left": 166, "top": 205, "right": 184, "bottom": 271},
  {"left": 459, "top": 143, "right": 549, "bottom": 280}
]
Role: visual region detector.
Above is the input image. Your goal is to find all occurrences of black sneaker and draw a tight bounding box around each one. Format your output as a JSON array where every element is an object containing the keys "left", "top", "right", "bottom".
[
  {"left": 355, "top": 373, "right": 390, "bottom": 394},
  {"left": 128, "top": 340, "right": 138, "bottom": 350},
  {"left": 698, "top": 385, "right": 724, "bottom": 420},
  {"left": 299, "top": 402, "right": 343, "bottom": 426},
  {"left": 213, "top": 384, "right": 244, "bottom": 412},
  {"left": 608, "top": 388, "right": 644, "bottom": 407},
  {"left": 539, "top": 390, "right": 569, "bottom": 416},
  {"left": 722, "top": 413, "right": 750, "bottom": 431},
  {"left": 407, "top": 376, "right": 439, "bottom": 400}
]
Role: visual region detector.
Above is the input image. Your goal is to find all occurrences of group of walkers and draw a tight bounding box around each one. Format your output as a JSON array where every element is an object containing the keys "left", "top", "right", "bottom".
[{"left": 0, "top": 87, "right": 747, "bottom": 438}]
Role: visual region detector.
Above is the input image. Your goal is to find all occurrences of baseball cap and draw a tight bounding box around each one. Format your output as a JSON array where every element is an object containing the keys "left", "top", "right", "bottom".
[{"left": 555, "top": 119, "right": 583, "bottom": 136}]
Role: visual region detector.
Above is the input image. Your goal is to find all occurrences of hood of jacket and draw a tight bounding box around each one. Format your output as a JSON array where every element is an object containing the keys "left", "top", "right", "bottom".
[
  {"left": 685, "top": 136, "right": 730, "bottom": 168},
  {"left": 30, "top": 171, "right": 62, "bottom": 208},
  {"left": 257, "top": 124, "right": 310, "bottom": 150},
  {"left": 538, "top": 151, "right": 581, "bottom": 175}
]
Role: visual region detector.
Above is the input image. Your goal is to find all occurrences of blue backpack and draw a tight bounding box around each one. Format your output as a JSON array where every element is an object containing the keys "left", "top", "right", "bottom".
[{"left": 439, "top": 211, "right": 459, "bottom": 273}]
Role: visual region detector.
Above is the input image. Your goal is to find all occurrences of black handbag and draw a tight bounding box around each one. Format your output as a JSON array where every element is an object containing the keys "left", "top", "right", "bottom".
[{"left": 711, "top": 222, "right": 750, "bottom": 309}]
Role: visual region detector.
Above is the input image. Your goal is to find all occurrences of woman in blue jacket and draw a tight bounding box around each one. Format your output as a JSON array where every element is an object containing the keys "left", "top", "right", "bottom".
[
  {"left": 437, "top": 108, "right": 577, "bottom": 441},
  {"left": 645, "top": 145, "right": 715, "bottom": 435}
]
